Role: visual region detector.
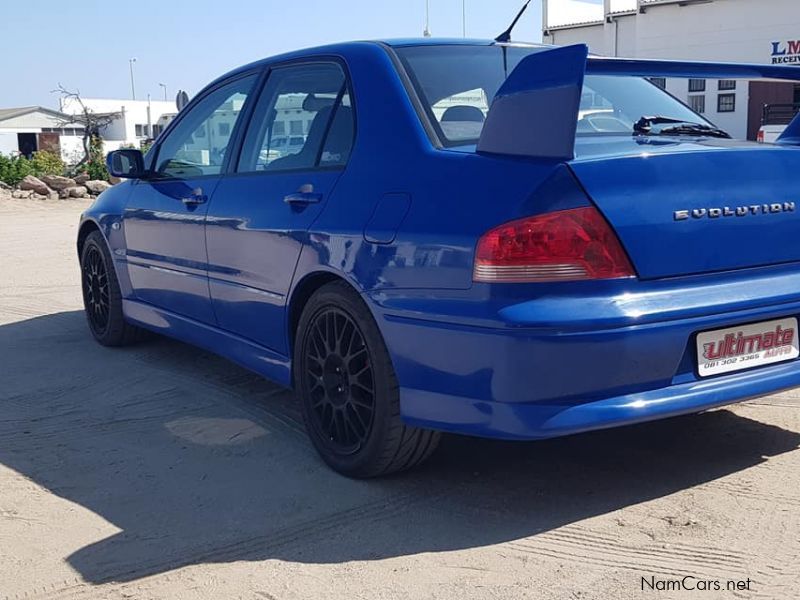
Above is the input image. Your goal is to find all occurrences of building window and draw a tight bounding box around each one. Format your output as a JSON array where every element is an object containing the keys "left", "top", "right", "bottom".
[
  {"left": 273, "top": 121, "right": 285, "bottom": 136},
  {"left": 689, "top": 95, "right": 706, "bottom": 114},
  {"left": 135, "top": 124, "right": 147, "bottom": 137},
  {"left": 718, "top": 80, "right": 737, "bottom": 91},
  {"left": 689, "top": 79, "right": 706, "bottom": 93},
  {"left": 289, "top": 120, "right": 303, "bottom": 135},
  {"left": 649, "top": 77, "right": 667, "bottom": 90},
  {"left": 218, "top": 122, "right": 231, "bottom": 136},
  {"left": 718, "top": 93, "right": 736, "bottom": 113}
]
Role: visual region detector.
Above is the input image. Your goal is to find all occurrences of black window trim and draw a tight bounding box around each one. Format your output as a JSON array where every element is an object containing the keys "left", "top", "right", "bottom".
[
  {"left": 378, "top": 42, "right": 444, "bottom": 150},
  {"left": 688, "top": 94, "right": 706, "bottom": 114},
  {"left": 229, "top": 55, "right": 358, "bottom": 178},
  {"left": 718, "top": 92, "right": 736, "bottom": 113},
  {"left": 144, "top": 69, "right": 265, "bottom": 183},
  {"left": 689, "top": 78, "right": 707, "bottom": 93}
]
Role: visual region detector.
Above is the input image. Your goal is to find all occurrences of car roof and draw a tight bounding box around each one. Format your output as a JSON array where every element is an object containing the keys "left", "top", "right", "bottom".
[{"left": 208, "top": 38, "right": 548, "bottom": 89}]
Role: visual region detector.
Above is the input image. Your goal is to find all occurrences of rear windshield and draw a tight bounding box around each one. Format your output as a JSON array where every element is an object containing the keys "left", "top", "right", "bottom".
[{"left": 395, "top": 44, "right": 711, "bottom": 145}]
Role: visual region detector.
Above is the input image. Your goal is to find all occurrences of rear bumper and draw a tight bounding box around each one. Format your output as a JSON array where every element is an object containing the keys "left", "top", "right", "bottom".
[
  {"left": 369, "top": 267, "right": 800, "bottom": 439},
  {"left": 397, "top": 360, "right": 800, "bottom": 440}
]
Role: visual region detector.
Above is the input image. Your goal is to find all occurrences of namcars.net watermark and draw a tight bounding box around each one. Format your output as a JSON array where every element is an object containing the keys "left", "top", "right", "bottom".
[{"left": 642, "top": 575, "right": 753, "bottom": 593}]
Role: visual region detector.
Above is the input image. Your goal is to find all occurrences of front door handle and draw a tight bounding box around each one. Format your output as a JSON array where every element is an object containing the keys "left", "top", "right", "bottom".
[
  {"left": 182, "top": 187, "right": 208, "bottom": 206},
  {"left": 284, "top": 184, "right": 323, "bottom": 205}
]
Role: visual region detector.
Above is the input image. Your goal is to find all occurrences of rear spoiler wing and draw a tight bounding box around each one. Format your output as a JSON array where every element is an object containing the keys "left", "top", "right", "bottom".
[{"left": 477, "top": 44, "right": 800, "bottom": 160}]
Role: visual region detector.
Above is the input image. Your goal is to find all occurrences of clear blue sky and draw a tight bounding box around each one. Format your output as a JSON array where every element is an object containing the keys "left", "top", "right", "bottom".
[{"left": 0, "top": 0, "right": 599, "bottom": 109}]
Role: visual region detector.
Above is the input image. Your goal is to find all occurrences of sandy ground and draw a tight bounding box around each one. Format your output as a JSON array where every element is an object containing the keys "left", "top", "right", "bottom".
[{"left": 0, "top": 195, "right": 799, "bottom": 600}]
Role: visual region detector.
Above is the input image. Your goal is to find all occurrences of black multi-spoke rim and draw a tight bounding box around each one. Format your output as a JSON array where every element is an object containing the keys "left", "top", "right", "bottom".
[
  {"left": 83, "top": 245, "right": 110, "bottom": 334},
  {"left": 304, "top": 307, "right": 375, "bottom": 454}
]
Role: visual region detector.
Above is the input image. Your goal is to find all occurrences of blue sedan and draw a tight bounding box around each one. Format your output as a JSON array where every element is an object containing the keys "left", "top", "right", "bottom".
[{"left": 79, "top": 38, "right": 800, "bottom": 476}]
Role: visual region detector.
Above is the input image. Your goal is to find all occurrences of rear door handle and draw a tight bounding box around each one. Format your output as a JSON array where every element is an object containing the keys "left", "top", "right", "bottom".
[{"left": 284, "top": 184, "right": 323, "bottom": 205}]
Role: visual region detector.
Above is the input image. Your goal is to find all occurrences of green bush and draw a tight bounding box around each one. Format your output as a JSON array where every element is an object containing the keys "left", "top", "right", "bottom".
[
  {"left": 0, "top": 154, "right": 33, "bottom": 186},
  {"left": 0, "top": 150, "right": 65, "bottom": 186},
  {"left": 85, "top": 136, "right": 109, "bottom": 182},
  {"left": 30, "top": 150, "right": 65, "bottom": 178}
]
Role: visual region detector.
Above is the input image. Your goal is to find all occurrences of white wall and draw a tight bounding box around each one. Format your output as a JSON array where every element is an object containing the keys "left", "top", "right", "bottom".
[
  {"left": 0, "top": 132, "right": 17, "bottom": 155},
  {"left": 547, "top": 24, "right": 605, "bottom": 51},
  {"left": 59, "top": 137, "right": 86, "bottom": 165}
]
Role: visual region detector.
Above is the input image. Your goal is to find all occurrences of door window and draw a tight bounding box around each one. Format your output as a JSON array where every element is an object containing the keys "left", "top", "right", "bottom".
[
  {"left": 238, "top": 63, "right": 355, "bottom": 173},
  {"left": 154, "top": 74, "right": 257, "bottom": 178}
]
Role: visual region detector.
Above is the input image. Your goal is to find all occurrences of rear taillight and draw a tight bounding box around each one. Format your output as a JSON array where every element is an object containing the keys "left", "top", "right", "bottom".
[
  {"left": 757, "top": 130, "right": 765, "bottom": 143},
  {"left": 473, "top": 207, "right": 635, "bottom": 283}
]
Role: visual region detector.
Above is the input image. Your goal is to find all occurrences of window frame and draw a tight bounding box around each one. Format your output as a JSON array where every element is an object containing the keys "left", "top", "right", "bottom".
[
  {"left": 718, "top": 80, "right": 737, "bottom": 91},
  {"left": 688, "top": 94, "right": 706, "bottom": 114},
  {"left": 717, "top": 93, "right": 736, "bottom": 113},
  {"left": 689, "top": 79, "right": 707, "bottom": 93},
  {"left": 231, "top": 57, "right": 358, "bottom": 177},
  {"left": 145, "top": 69, "right": 263, "bottom": 182}
]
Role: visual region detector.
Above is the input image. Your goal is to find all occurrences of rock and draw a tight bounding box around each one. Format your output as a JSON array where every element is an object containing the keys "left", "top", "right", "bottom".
[
  {"left": 74, "top": 173, "right": 90, "bottom": 185},
  {"left": 85, "top": 180, "right": 112, "bottom": 194},
  {"left": 18, "top": 175, "right": 50, "bottom": 196},
  {"left": 40, "top": 174, "right": 76, "bottom": 191},
  {"left": 67, "top": 186, "right": 89, "bottom": 198},
  {"left": 0, "top": 180, "right": 11, "bottom": 190},
  {"left": 58, "top": 188, "right": 70, "bottom": 199},
  {"left": 12, "top": 189, "right": 32, "bottom": 199},
  {"left": 48, "top": 191, "right": 59, "bottom": 201}
]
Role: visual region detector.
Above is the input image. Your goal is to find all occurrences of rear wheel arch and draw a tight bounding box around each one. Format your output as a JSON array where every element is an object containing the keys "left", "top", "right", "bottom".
[{"left": 288, "top": 271, "right": 355, "bottom": 354}]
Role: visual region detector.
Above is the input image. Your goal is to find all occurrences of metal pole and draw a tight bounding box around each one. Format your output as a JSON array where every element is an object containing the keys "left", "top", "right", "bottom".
[
  {"left": 462, "top": 0, "right": 466, "bottom": 37},
  {"left": 146, "top": 94, "right": 152, "bottom": 139},
  {"left": 129, "top": 58, "right": 137, "bottom": 100},
  {"left": 159, "top": 83, "right": 167, "bottom": 101},
  {"left": 424, "top": 0, "right": 431, "bottom": 37}
]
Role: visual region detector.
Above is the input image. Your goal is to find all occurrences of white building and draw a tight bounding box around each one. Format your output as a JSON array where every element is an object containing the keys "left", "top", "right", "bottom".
[
  {"left": 0, "top": 98, "right": 179, "bottom": 165},
  {"left": 542, "top": 0, "right": 800, "bottom": 140},
  {"left": 0, "top": 106, "right": 85, "bottom": 163},
  {"left": 59, "top": 97, "right": 177, "bottom": 154}
]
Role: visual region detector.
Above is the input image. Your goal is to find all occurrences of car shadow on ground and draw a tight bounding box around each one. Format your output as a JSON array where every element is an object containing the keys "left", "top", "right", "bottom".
[{"left": 1, "top": 310, "right": 798, "bottom": 584}]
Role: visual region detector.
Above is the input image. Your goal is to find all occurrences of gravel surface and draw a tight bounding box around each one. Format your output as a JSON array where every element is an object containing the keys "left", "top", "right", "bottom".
[{"left": 1, "top": 196, "right": 799, "bottom": 599}]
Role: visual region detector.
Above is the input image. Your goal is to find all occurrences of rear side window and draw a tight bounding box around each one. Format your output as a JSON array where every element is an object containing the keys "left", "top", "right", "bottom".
[
  {"left": 238, "top": 63, "right": 355, "bottom": 173},
  {"left": 397, "top": 45, "right": 713, "bottom": 145}
]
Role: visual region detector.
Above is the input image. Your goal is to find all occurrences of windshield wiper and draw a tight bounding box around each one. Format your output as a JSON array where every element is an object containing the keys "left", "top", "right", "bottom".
[{"left": 633, "top": 116, "right": 731, "bottom": 139}]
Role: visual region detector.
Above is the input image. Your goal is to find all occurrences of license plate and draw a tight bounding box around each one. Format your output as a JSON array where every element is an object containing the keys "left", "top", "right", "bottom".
[{"left": 696, "top": 317, "right": 799, "bottom": 377}]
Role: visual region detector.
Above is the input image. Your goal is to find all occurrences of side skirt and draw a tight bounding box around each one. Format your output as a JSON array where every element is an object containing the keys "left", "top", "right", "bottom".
[{"left": 122, "top": 299, "right": 292, "bottom": 388}]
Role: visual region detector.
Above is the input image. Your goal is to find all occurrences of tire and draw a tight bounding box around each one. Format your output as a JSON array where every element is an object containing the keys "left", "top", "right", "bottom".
[
  {"left": 294, "top": 281, "right": 441, "bottom": 478},
  {"left": 80, "top": 230, "right": 144, "bottom": 347}
]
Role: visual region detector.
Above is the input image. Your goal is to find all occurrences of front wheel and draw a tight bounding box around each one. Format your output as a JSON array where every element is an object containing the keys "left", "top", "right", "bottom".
[
  {"left": 80, "top": 230, "right": 144, "bottom": 346},
  {"left": 294, "top": 281, "right": 441, "bottom": 478}
]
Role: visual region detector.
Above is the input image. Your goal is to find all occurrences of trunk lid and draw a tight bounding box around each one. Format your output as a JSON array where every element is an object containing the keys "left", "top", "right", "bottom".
[{"left": 569, "top": 137, "right": 800, "bottom": 280}]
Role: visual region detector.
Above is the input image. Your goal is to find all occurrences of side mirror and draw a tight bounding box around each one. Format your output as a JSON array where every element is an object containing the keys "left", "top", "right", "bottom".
[{"left": 106, "top": 149, "right": 146, "bottom": 179}]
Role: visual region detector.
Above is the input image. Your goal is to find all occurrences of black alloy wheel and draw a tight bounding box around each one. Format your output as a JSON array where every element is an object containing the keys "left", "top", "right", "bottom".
[
  {"left": 303, "top": 306, "right": 376, "bottom": 454},
  {"left": 82, "top": 244, "right": 110, "bottom": 336},
  {"left": 80, "top": 230, "right": 144, "bottom": 346},
  {"left": 295, "top": 281, "right": 441, "bottom": 478}
]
